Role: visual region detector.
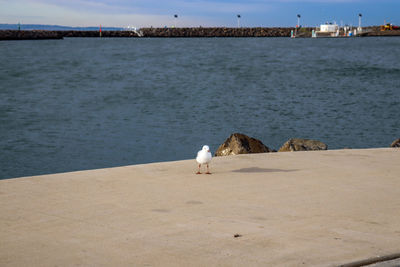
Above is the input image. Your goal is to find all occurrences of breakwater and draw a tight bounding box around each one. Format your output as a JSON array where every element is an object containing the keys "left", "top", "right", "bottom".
[
  {"left": 1, "top": 27, "right": 400, "bottom": 40},
  {"left": 0, "top": 30, "right": 64, "bottom": 40},
  {"left": 0, "top": 28, "right": 294, "bottom": 40},
  {"left": 61, "top": 30, "right": 139, "bottom": 38},
  {"left": 140, "top": 26, "right": 398, "bottom": 37},
  {"left": 140, "top": 27, "right": 293, "bottom": 37},
  {"left": 0, "top": 30, "right": 139, "bottom": 40}
]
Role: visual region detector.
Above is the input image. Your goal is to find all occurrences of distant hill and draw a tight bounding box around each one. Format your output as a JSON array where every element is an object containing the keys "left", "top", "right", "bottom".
[{"left": 0, "top": 24, "right": 124, "bottom": 31}]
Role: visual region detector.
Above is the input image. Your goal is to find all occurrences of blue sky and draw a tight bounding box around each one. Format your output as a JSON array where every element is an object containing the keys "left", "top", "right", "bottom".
[{"left": 1, "top": 0, "right": 399, "bottom": 28}]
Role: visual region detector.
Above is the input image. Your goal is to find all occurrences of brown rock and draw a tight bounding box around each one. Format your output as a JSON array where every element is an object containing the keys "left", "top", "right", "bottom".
[
  {"left": 390, "top": 138, "right": 400, "bottom": 148},
  {"left": 278, "top": 138, "right": 327, "bottom": 152},
  {"left": 215, "top": 133, "right": 274, "bottom": 156}
]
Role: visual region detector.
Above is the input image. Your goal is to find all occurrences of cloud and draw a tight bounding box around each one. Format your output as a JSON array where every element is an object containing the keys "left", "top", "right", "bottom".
[
  {"left": 13, "top": 0, "right": 274, "bottom": 15},
  {"left": 173, "top": 0, "right": 272, "bottom": 14},
  {"left": 0, "top": 0, "right": 274, "bottom": 27},
  {"left": 1, "top": 0, "right": 398, "bottom": 27},
  {"left": 0, "top": 0, "right": 212, "bottom": 27}
]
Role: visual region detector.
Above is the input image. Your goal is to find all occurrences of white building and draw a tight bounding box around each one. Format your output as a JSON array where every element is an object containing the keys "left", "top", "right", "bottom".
[{"left": 313, "top": 23, "right": 340, "bottom": 37}]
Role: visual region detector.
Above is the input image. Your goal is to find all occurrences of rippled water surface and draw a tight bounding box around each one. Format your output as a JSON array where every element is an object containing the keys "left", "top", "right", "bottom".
[{"left": 1, "top": 37, "right": 399, "bottom": 179}]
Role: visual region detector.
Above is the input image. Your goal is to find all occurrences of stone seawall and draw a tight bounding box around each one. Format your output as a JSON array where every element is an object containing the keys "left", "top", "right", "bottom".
[
  {"left": 61, "top": 30, "right": 139, "bottom": 38},
  {"left": 1, "top": 27, "right": 399, "bottom": 40},
  {"left": 0, "top": 30, "right": 64, "bottom": 40},
  {"left": 140, "top": 27, "right": 293, "bottom": 37},
  {"left": 0, "top": 30, "right": 140, "bottom": 40},
  {"left": 0, "top": 28, "right": 295, "bottom": 40}
]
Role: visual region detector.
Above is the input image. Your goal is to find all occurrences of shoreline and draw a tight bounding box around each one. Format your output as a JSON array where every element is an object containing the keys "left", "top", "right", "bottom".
[
  {"left": 1, "top": 148, "right": 400, "bottom": 266},
  {"left": 1, "top": 147, "right": 395, "bottom": 180}
]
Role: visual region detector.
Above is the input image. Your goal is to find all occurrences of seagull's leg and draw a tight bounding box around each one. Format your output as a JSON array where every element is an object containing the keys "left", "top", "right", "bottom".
[
  {"left": 206, "top": 164, "right": 211, "bottom": 174},
  {"left": 196, "top": 164, "right": 201, "bottom": 174}
]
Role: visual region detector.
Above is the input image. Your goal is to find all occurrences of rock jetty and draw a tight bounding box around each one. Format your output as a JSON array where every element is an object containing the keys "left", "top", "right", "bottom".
[
  {"left": 0, "top": 30, "right": 140, "bottom": 40},
  {"left": 215, "top": 133, "right": 274, "bottom": 156},
  {"left": 0, "top": 27, "right": 294, "bottom": 40},
  {"left": 61, "top": 30, "right": 139, "bottom": 38},
  {"left": 278, "top": 138, "right": 328, "bottom": 152},
  {"left": 2, "top": 27, "right": 400, "bottom": 40},
  {"left": 140, "top": 27, "right": 292, "bottom": 37},
  {"left": 0, "top": 30, "right": 63, "bottom": 40}
]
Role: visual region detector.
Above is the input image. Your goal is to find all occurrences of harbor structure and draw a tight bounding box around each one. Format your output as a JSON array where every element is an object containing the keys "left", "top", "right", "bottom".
[
  {"left": 358, "top": 13, "right": 363, "bottom": 32},
  {"left": 311, "top": 22, "right": 339, "bottom": 37},
  {"left": 174, "top": 14, "right": 178, "bottom": 28}
]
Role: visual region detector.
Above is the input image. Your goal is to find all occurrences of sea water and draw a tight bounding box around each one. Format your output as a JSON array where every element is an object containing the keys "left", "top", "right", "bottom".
[{"left": 1, "top": 37, "right": 399, "bottom": 179}]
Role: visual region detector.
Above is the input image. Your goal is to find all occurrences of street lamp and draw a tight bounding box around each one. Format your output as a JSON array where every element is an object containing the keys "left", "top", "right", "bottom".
[
  {"left": 297, "top": 14, "right": 301, "bottom": 28},
  {"left": 174, "top": 14, "right": 178, "bottom": 28},
  {"left": 358, "top": 13, "right": 362, "bottom": 32},
  {"left": 237, "top": 14, "right": 241, "bottom": 28}
]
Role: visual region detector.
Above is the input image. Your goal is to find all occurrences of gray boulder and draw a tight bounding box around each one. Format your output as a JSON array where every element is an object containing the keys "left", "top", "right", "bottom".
[
  {"left": 390, "top": 138, "right": 400, "bottom": 148},
  {"left": 215, "top": 133, "right": 274, "bottom": 156},
  {"left": 278, "top": 138, "right": 327, "bottom": 152}
]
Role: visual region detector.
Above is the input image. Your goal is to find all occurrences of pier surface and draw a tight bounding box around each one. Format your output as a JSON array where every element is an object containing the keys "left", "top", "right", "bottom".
[{"left": 1, "top": 148, "right": 400, "bottom": 266}]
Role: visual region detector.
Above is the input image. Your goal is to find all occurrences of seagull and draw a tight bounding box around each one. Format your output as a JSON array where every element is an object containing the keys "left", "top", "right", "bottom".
[{"left": 196, "top": 145, "right": 212, "bottom": 174}]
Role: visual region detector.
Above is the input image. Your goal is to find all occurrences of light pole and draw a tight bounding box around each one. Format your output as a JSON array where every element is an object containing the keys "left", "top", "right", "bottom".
[
  {"left": 358, "top": 13, "right": 362, "bottom": 32},
  {"left": 297, "top": 14, "right": 301, "bottom": 28},
  {"left": 237, "top": 14, "right": 241, "bottom": 28},
  {"left": 174, "top": 14, "right": 178, "bottom": 28}
]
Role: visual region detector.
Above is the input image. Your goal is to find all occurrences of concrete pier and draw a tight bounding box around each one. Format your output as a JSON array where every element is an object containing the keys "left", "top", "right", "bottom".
[{"left": 1, "top": 148, "right": 399, "bottom": 266}]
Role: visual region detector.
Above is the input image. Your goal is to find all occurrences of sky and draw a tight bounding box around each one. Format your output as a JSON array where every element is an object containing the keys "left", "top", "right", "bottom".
[{"left": 1, "top": 0, "right": 399, "bottom": 28}]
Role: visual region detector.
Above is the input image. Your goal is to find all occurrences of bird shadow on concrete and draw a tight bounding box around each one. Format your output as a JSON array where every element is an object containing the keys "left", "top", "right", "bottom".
[{"left": 232, "top": 167, "right": 298, "bottom": 173}]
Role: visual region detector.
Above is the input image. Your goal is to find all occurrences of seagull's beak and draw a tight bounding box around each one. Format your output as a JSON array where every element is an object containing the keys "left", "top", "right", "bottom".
[{"left": 207, "top": 150, "right": 210, "bottom": 152}]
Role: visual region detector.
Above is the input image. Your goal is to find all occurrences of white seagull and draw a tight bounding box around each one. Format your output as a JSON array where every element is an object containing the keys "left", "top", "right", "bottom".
[{"left": 196, "top": 145, "right": 212, "bottom": 174}]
